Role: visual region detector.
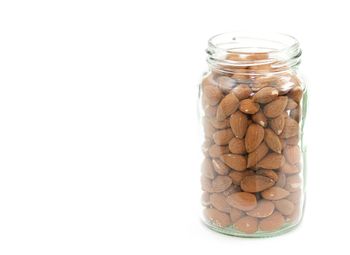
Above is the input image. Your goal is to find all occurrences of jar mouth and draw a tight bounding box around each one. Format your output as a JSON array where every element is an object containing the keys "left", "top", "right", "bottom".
[{"left": 206, "top": 31, "right": 301, "bottom": 73}]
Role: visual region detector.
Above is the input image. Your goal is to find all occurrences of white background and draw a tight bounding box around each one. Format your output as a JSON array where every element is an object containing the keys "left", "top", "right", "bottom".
[{"left": 0, "top": 0, "right": 349, "bottom": 254}]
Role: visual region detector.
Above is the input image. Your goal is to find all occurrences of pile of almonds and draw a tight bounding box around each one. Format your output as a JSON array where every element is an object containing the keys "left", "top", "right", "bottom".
[{"left": 201, "top": 53, "right": 304, "bottom": 235}]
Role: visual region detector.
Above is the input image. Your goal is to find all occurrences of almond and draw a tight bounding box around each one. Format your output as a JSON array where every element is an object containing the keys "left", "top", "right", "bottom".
[
  {"left": 230, "top": 111, "right": 248, "bottom": 139},
  {"left": 263, "top": 96, "right": 288, "bottom": 118},
  {"left": 208, "top": 144, "right": 229, "bottom": 158},
  {"left": 220, "top": 154, "right": 247, "bottom": 171},
  {"left": 228, "top": 137, "right": 246, "bottom": 154},
  {"left": 212, "top": 158, "right": 230, "bottom": 175},
  {"left": 274, "top": 199, "right": 295, "bottom": 216},
  {"left": 216, "top": 93, "right": 239, "bottom": 121},
  {"left": 222, "top": 184, "right": 241, "bottom": 196},
  {"left": 275, "top": 172, "right": 286, "bottom": 188},
  {"left": 269, "top": 115, "right": 285, "bottom": 135},
  {"left": 264, "top": 128, "right": 282, "bottom": 153},
  {"left": 232, "top": 84, "right": 252, "bottom": 100},
  {"left": 261, "top": 187, "right": 290, "bottom": 200},
  {"left": 210, "top": 193, "right": 231, "bottom": 213},
  {"left": 212, "top": 175, "right": 232, "bottom": 193},
  {"left": 256, "top": 169, "right": 279, "bottom": 182},
  {"left": 234, "top": 216, "right": 258, "bottom": 234},
  {"left": 246, "top": 200, "right": 275, "bottom": 218},
  {"left": 247, "top": 142, "right": 269, "bottom": 168},
  {"left": 201, "top": 73, "right": 217, "bottom": 88},
  {"left": 239, "top": 99, "right": 260, "bottom": 114},
  {"left": 201, "top": 192, "right": 210, "bottom": 206},
  {"left": 284, "top": 145, "right": 301, "bottom": 165},
  {"left": 204, "top": 105, "right": 217, "bottom": 117},
  {"left": 288, "top": 86, "right": 303, "bottom": 103},
  {"left": 203, "top": 118, "right": 215, "bottom": 138},
  {"left": 287, "top": 189, "right": 302, "bottom": 204},
  {"left": 203, "top": 85, "right": 223, "bottom": 106},
  {"left": 204, "top": 208, "right": 231, "bottom": 227},
  {"left": 229, "top": 170, "right": 254, "bottom": 185},
  {"left": 240, "top": 175, "right": 275, "bottom": 192},
  {"left": 201, "top": 176, "right": 213, "bottom": 192},
  {"left": 226, "top": 192, "right": 257, "bottom": 211},
  {"left": 286, "top": 98, "right": 298, "bottom": 110},
  {"left": 213, "top": 129, "right": 233, "bottom": 145},
  {"left": 252, "top": 109, "right": 268, "bottom": 127},
  {"left": 256, "top": 153, "right": 285, "bottom": 169},
  {"left": 209, "top": 118, "right": 230, "bottom": 129},
  {"left": 245, "top": 124, "right": 265, "bottom": 153},
  {"left": 230, "top": 208, "right": 244, "bottom": 223},
  {"left": 201, "top": 158, "right": 216, "bottom": 179},
  {"left": 281, "top": 162, "right": 300, "bottom": 174},
  {"left": 259, "top": 211, "right": 285, "bottom": 231},
  {"left": 217, "top": 76, "right": 235, "bottom": 93},
  {"left": 285, "top": 135, "right": 299, "bottom": 145},
  {"left": 285, "top": 174, "right": 302, "bottom": 192},
  {"left": 253, "top": 87, "right": 279, "bottom": 103},
  {"left": 280, "top": 118, "right": 299, "bottom": 138}
]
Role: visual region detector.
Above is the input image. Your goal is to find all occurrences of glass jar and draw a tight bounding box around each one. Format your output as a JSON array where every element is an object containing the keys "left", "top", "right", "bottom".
[{"left": 199, "top": 32, "right": 307, "bottom": 237}]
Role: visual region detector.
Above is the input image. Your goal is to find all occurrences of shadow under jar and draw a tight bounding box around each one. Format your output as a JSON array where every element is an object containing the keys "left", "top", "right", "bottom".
[{"left": 200, "top": 32, "right": 307, "bottom": 237}]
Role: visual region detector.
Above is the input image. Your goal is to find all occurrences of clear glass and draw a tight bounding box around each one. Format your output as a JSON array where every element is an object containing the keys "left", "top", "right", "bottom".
[{"left": 199, "top": 32, "right": 307, "bottom": 237}]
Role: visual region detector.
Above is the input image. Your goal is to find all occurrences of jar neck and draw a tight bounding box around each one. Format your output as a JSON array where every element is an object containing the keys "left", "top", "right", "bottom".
[{"left": 206, "top": 32, "right": 302, "bottom": 75}]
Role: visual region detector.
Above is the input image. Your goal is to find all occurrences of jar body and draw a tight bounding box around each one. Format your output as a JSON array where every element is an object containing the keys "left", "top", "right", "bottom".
[{"left": 199, "top": 34, "right": 307, "bottom": 237}]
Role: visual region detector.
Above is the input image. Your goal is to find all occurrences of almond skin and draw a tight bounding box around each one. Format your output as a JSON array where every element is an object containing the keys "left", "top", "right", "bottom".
[
  {"left": 208, "top": 144, "right": 229, "bottom": 158},
  {"left": 212, "top": 158, "right": 230, "bottom": 175},
  {"left": 240, "top": 175, "right": 275, "bottom": 193},
  {"left": 229, "top": 170, "right": 254, "bottom": 185},
  {"left": 220, "top": 154, "right": 247, "bottom": 171},
  {"left": 211, "top": 175, "right": 232, "bottom": 193},
  {"left": 228, "top": 137, "right": 246, "bottom": 154},
  {"left": 234, "top": 216, "right": 258, "bottom": 234},
  {"left": 239, "top": 99, "right": 260, "bottom": 114},
  {"left": 226, "top": 192, "right": 257, "bottom": 211},
  {"left": 204, "top": 208, "right": 231, "bottom": 227},
  {"left": 203, "top": 85, "right": 223, "bottom": 106},
  {"left": 201, "top": 158, "right": 216, "bottom": 179},
  {"left": 284, "top": 145, "right": 301, "bottom": 165},
  {"left": 259, "top": 211, "right": 285, "bottom": 231},
  {"left": 261, "top": 187, "right": 290, "bottom": 200},
  {"left": 256, "top": 153, "right": 285, "bottom": 169},
  {"left": 213, "top": 129, "right": 233, "bottom": 145},
  {"left": 247, "top": 142, "right": 269, "bottom": 168},
  {"left": 256, "top": 169, "right": 279, "bottom": 182},
  {"left": 264, "top": 128, "right": 282, "bottom": 153},
  {"left": 230, "top": 111, "right": 248, "bottom": 139},
  {"left": 252, "top": 110, "right": 268, "bottom": 127},
  {"left": 280, "top": 118, "right": 299, "bottom": 138},
  {"left": 269, "top": 115, "right": 285, "bottom": 135},
  {"left": 253, "top": 87, "right": 279, "bottom": 103},
  {"left": 209, "top": 193, "right": 231, "bottom": 213},
  {"left": 246, "top": 200, "right": 275, "bottom": 218},
  {"left": 263, "top": 96, "right": 288, "bottom": 118},
  {"left": 216, "top": 93, "right": 239, "bottom": 121},
  {"left": 245, "top": 124, "right": 265, "bottom": 153},
  {"left": 274, "top": 199, "right": 295, "bottom": 216},
  {"left": 232, "top": 84, "right": 252, "bottom": 100}
]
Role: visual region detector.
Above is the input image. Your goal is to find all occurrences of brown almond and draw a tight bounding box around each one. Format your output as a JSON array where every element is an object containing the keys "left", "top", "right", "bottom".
[
  {"left": 212, "top": 159, "right": 230, "bottom": 175},
  {"left": 230, "top": 208, "right": 244, "bottom": 223},
  {"left": 217, "top": 76, "right": 235, "bottom": 93},
  {"left": 239, "top": 99, "right": 260, "bottom": 114},
  {"left": 230, "top": 111, "right": 248, "bottom": 139},
  {"left": 201, "top": 192, "right": 210, "bottom": 206},
  {"left": 204, "top": 105, "right": 217, "bottom": 118},
  {"left": 208, "top": 144, "right": 229, "bottom": 158},
  {"left": 240, "top": 175, "right": 275, "bottom": 193},
  {"left": 287, "top": 189, "right": 302, "bottom": 204},
  {"left": 285, "top": 135, "right": 299, "bottom": 145},
  {"left": 256, "top": 169, "right": 279, "bottom": 182},
  {"left": 222, "top": 184, "right": 241, "bottom": 196},
  {"left": 245, "top": 124, "right": 265, "bottom": 153},
  {"left": 204, "top": 208, "right": 231, "bottom": 227},
  {"left": 284, "top": 145, "right": 301, "bottom": 165},
  {"left": 213, "top": 129, "right": 233, "bottom": 145},
  {"left": 229, "top": 170, "right": 254, "bottom": 185},
  {"left": 232, "top": 84, "right": 252, "bottom": 100},
  {"left": 226, "top": 192, "right": 257, "bottom": 211},
  {"left": 285, "top": 174, "right": 302, "bottom": 192},
  {"left": 212, "top": 175, "right": 232, "bottom": 193},
  {"left": 256, "top": 153, "right": 285, "bottom": 169},
  {"left": 259, "top": 211, "right": 285, "bottom": 231},
  {"left": 253, "top": 87, "right": 279, "bottom": 104},
  {"left": 201, "top": 176, "right": 214, "bottom": 192},
  {"left": 210, "top": 193, "right": 231, "bottom": 213},
  {"left": 201, "top": 158, "right": 216, "bottom": 179},
  {"left": 202, "top": 73, "right": 217, "bottom": 88},
  {"left": 216, "top": 93, "right": 239, "bottom": 121},
  {"left": 203, "top": 118, "right": 215, "bottom": 138},
  {"left": 228, "top": 137, "right": 246, "bottom": 154},
  {"left": 288, "top": 86, "right": 303, "bottom": 103},
  {"left": 280, "top": 118, "right": 299, "bottom": 138},
  {"left": 269, "top": 115, "right": 285, "bottom": 135},
  {"left": 247, "top": 142, "right": 269, "bottom": 168},
  {"left": 252, "top": 110, "right": 268, "bottom": 127},
  {"left": 246, "top": 200, "right": 275, "bottom": 218},
  {"left": 220, "top": 154, "right": 247, "bottom": 171},
  {"left": 281, "top": 162, "right": 300, "bottom": 174},
  {"left": 274, "top": 199, "right": 295, "bottom": 216},
  {"left": 290, "top": 106, "right": 301, "bottom": 122},
  {"left": 264, "top": 128, "right": 282, "bottom": 153},
  {"left": 286, "top": 98, "right": 298, "bottom": 110},
  {"left": 203, "top": 85, "right": 223, "bottom": 106},
  {"left": 263, "top": 96, "right": 288, "bottom": 118},
  {"left": 276, "top": 172, "right": 286, "bottom": 187},
  {"left": 261, "top": 187, "right": 290, "bottom": 200},
  {"left": 234, "top": 216, "right": 258, "bottom": 234},
  {"left": 209, "top": 118, "right": 230, "bottom": 129}
]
